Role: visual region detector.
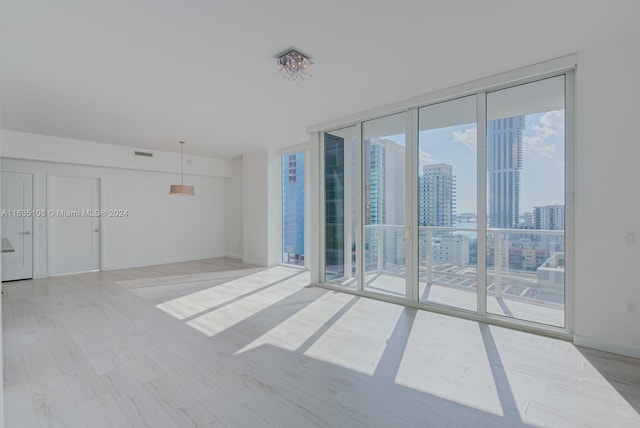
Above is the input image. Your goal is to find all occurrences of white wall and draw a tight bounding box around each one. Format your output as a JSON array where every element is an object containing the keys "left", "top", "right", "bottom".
[
  {"left": 242, "top": 150, "right": 269, "bottom": 266},
  {"left": 0, "top": 131, "right": 231, "bottom": 275},
  {"left": 267, "top": 150, "right": 282, "bottom": 267},
  {"left": 224, "top": 157, "right": 243, "bottom": 259},
  {"left": 2, "top": 158, "right": 227, "bottom": 274},
  {"left": 241, "top": 149, "right": 282, "bottom": 267},
  {"left": 1, "top": 130, "right": 231, "bottom": 178},
  {"left": 574, "top": 34, "right": 640, "bottom": 358}
]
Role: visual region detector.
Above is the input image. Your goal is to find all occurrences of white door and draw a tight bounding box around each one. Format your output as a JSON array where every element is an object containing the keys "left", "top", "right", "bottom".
[
  {"left": 1, "top": 172, "right": 34, "bottom": 281},
  {"left": 49, "top": 175, "right": 101, "bottom": 275}
]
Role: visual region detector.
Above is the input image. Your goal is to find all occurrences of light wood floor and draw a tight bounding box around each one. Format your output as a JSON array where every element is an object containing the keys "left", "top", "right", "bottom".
[{"left": 3, "top": 258, "right": 640, "bottom": 427}]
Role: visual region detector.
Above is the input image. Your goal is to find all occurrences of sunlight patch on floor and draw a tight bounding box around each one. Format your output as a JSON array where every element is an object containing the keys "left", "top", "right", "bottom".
[
  {"left": 155, "top": 266, "right": 302, "bottom": 320},
  {"left": 235, "top": 292, "right": 356, "bottom": 355},
  {"left": 303, "top": 298, "right": 404, "bottom": 376},
  {"left": 395, "top": 311, "right": 504, "bottom": 416},
  {"left": 185, "top": 268, "right": 310, "bottom": 337}
]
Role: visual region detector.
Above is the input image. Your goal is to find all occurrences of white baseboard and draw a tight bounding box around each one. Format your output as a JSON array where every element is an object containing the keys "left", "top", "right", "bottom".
[
  {"left": 33, "top": 253, "right": 238, "bottom": 278},
  {"left": 100, "top": 253, "right": 228, "bottom": 272},
  {"left": 574, "top": 334, "right": 640, "bottom": 359},
  {"left": 225, "top": 253, "right": 243, "bottom": 260},
  {"left": 242, "top": 258, "right": 267, "bottom": 267}
]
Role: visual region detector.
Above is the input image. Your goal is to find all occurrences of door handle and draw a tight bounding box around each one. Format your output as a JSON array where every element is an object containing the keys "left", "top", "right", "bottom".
[
  {"left": 93, "top": 229, "right": 100, "bottom": 232},
  {"left": 19, "top": 231, "right": 31, "bottom": 235}
]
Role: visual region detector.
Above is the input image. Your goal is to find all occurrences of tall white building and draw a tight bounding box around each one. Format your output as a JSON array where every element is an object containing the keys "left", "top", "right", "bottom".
[
  {"left": 523, "top": 212, "right": 533, "bottom": 228},
  {"left": 533, "top": 204, "right": 565, "bottom": 249},
  {"left": 417, "top": 163, "right": 469, "bottom": 266},
  {"left": 433, "top": 235, "right": 470, "bottom": 266},
  {"left": 364, "top": 138, "right": 406, "bottom": 269},
  {"left": 487, "top": 116, "right": 524, "bottom": 229},
  {"left": 418, "top": 163, "right": 456, "bottom": 227},
  {"left": 364, "top": 138, "right": 405, "bottom": 226},
  {"left": 533, "top": 205, "right": 565, "bottom": 230}
]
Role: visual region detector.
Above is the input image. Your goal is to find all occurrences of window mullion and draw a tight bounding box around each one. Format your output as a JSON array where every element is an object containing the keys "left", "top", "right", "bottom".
[{"left": 477, "top": 92, "right": 488, "bottom": 316}]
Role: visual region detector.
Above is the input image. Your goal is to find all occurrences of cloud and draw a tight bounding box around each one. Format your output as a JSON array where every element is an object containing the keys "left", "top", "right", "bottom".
[
  {"left": 523, "top": 135, "right": 556, "bottom": 158},
  {"left": 523, "top": 110, "right": 564, "bottom": 158},
  {"left": 532, "top": 110, "right": 564, "bottom": 137},
  {"left": 452, "top": 127, "right": 477, "bottom": 149},
  {"left": 419, "top": 150, "right": 436, "bottom": 164}
]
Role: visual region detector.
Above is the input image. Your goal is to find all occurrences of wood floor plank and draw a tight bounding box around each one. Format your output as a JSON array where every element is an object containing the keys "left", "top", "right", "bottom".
[
  {"left": 100, "top": 367, "right": 179, "bottom": 428},
  {"left": 77, "top": 394, "right": 133, "bottom": 428},
  {"left": 17, "top": 315, "right": 86, "bottom": 427},
  {"left": 142, "top": 376, "right": 225, "bottom": 427},
  {"left": 2, "top": 305, "right": 41, "bottom": 428}
]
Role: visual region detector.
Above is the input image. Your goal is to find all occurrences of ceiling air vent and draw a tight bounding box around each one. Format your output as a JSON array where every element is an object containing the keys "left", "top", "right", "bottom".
[{"left": 134, "top": 151, "right": 154, "bottom": 157}]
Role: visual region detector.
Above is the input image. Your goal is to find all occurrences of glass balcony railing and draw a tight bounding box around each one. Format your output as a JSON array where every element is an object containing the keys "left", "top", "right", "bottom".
[
  {"left": 363, "top": 224, "right": 406, "bottom": 298},
  {"left": 486, "top": 228, "right": 565, "bottom": 327},
  {"left": 361, "top": 224, "right": 565, "bottom": 326}
]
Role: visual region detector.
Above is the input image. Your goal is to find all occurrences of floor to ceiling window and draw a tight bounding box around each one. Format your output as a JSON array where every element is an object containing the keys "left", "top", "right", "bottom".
[
  {"left": 282, "top": 151, "right": 305, "bottom": 266},
  {"left": 318, "top": 68, "right": 573, "bottom": 334},
  {"left": 485, "top": 76, "right": 566, "bottom": 327},
  {"left": 418, "top": 95, "right": 477, "bottom": 312},
  {"left": 362, "top": 113, "right": 407, "bottom": 298},
  {"left": 323, "top": 126, "right": 359, "bottom": 287}
]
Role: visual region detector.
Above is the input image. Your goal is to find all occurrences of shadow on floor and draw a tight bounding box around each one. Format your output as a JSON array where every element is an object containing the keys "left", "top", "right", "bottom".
[
  {"left": 577, "top": 345, "right": 640, "bottom": 415},
  {"left": 150, "top": 268, "right": 536, "bottom": 427}
]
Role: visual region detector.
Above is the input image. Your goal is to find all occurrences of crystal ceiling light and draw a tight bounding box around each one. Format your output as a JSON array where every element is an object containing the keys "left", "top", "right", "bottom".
[{"left": 276, "top": 49, "right": 312, "bottom": 83}]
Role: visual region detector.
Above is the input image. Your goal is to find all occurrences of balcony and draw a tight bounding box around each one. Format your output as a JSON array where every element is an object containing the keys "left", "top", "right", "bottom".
[{"left": 362, "top": 225, "right": 565, "bottom": 328}]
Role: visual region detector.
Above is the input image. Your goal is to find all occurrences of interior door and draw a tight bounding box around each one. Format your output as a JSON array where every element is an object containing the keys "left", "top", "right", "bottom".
[
  {"left": 49, "top": 175, "right": 101, "bottom": 275},
  {"left": 1, "top": 172, "right": 34, "bottom": 281}
]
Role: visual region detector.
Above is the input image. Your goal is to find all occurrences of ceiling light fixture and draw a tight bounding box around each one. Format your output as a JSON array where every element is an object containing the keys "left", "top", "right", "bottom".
[
  {"left": 169, "top": 141, "right": 195, "bottom": 196},
  {"left": 276, "top": 49, "right": 312, "bottom": 83}
]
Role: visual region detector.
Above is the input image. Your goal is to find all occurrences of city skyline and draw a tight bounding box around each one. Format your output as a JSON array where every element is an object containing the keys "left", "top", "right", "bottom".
[{"left": 384, "top": 109, "right": 565, "bottom": 215}]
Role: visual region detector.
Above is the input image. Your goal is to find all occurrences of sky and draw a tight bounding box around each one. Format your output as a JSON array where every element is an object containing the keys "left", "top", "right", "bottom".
[{"left": 383, "top": 109, "right": 565, "bottom": 215}]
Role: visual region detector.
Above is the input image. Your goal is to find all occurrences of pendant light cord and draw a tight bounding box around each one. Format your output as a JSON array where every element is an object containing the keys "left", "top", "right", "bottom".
[{"left": 181, "top": 142, "right": 184, "bottom": 185}]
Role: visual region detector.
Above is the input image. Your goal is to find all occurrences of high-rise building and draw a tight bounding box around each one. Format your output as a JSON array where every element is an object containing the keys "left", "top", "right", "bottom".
[
  {"left": 363, "top": 138, "right": 406, "bottom": 270},
  {"left": 282, "top": 152, "right": 305, "bottom": 265},
  {"left": 487, "top": 115, "right": 524, "bottom": 229},
  {"left": 533, "top": 205, "right": 565, "bottom": 230},
  {"left": 433, "top": 235, "right": 470, "bottom": 266},
  {"left": 416, "top": 163, "right": 469, "bottom": 266},
  {"left": 324, "top": 134, "right": 345, "bottom": 279},
  {"left": 417, "top": 163, "right": 456, "bottom": 227},
  {"left": 363, "top": 139, "right": 405, "bottom": 226}
]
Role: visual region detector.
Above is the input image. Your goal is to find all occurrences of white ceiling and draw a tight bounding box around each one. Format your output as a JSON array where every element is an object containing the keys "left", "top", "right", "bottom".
[{"left": 1, "top": 0, "right": 639, "bottom": 159}]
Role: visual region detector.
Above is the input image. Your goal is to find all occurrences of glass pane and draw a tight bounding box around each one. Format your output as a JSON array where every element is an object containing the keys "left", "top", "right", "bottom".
[
  {"left": 362, "top": 113, "right": 406, "bottom": 298},
  {"left": 418, "top": 96, "right": 477, "bottom": 312},
  {"left": 324, "top": 126, "right": 358, "bottom": 287},
  {"left": 282, "top": 151, "right": 305, "bottom": 266},
  {"left": 486, "top": 76, "right": 565, "bottom": 327}
]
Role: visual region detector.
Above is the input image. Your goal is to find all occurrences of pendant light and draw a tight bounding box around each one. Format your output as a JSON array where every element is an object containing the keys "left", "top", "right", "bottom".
[{"left": 169, "top": 141, "right": 195, "bottom": 195}]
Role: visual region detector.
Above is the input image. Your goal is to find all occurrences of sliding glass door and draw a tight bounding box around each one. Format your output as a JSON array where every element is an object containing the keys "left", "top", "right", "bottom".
[
  {"left": 362, "top": 113, "right": 408, "bottom": 298},
  {"left": 485, "top": 76, "right": 566, "bottom": 327},
  {"left": 324, "top": 126, "right": 359, "bottom": 288},
  {"left": 417, "top": 96, "right": 477, "bottom": 312}
]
